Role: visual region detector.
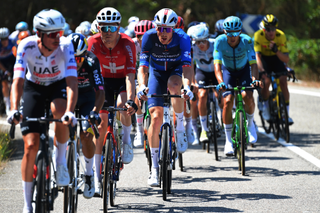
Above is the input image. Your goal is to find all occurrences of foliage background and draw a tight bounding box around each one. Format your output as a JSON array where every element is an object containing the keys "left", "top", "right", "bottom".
[{"left": 1, "top": 0, "right": 320, "bottom": 80}]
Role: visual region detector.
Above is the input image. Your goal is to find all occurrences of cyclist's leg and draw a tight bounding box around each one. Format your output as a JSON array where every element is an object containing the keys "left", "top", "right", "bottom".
[
  {"left": 134, "top": 82, "right": 144, "bottom": 147},
  {"left": 0, "top": 56, "right": 15, "bottom": 115},
  {"left": 191, "top": 95, "right": 199, "bottom": 145},
  {"left": 221, "top": 66, "right": 235, "bottom": 155}
]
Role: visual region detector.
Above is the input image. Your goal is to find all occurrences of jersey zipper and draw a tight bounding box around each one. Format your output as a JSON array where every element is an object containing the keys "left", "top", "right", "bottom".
[
  {"left": 233, "top": 48, "right": 236, "bottom": 71},
  {"left": 109, "top": 48, "right": 113, "bottom": 78}
]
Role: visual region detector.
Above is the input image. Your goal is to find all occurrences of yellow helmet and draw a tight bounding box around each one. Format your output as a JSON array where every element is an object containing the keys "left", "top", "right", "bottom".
[{"left": 263, "top": 14, "right": 278, "bottom": 27}]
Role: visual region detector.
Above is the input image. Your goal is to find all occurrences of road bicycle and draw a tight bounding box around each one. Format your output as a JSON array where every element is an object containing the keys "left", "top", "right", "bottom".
[
  {"left": 147, "top": 93, "right": 190, "bottom": 201},
  {"left": 63, "top": 109, "right": 100, "bottom": 213},
  {"left": 10, "top": 100, "right": 62, "bottom": 213},
  {"left": 258, "top": 71, "right": 297, "bottom": 142},
  {"left": 98, "top": 103, "right": 127, "bottom": 213},
  {"left": 225, "top": 86, "right": 258, "bottom": 176},
  {"left": 203, "top": 85, "right": 222, "bottom": 160}
]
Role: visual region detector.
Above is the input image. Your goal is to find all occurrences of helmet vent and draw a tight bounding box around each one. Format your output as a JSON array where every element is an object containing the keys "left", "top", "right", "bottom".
[
  {"left": 163, "top": 15, "right": 167, "bottom": 23},
  {"left": 169, "top": 17, "right": 175, "bottom": 23}
]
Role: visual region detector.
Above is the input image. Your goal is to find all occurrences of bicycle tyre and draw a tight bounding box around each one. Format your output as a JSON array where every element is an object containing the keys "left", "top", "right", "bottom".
[
  {"left": 144, "top": 115, "right": 152, "bottom": 172},
  {"left": 210, "top": 101, "right": 218, "bottom": 160},
  {"left": 34, "top": 156, "right": 46, "bottom": 213},
  {"left": 272, "top": 97, "right": 280, "bottom": 140},
  {"left": 161, "top": 126, "right": 169, "bottom": 201},
  {"left": 103, "top": 133, "right": 112, "bottom": 213},
  {"left": 178, "top": 153, "right": 183, "bottom": 172},
  {"left": 278, "top": 92, "right": 290, "bottom": 142},
  {"left": 110, "top": 136, "right": 119, "bottom": 207},
  {"left": 63, "top": 142, "right": 76, "bottom": 213},
  {"left": 239, "top": 111, "right": 246, "bottom": 176}
]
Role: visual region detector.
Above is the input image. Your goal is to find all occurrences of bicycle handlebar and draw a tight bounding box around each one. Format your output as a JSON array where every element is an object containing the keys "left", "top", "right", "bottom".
[{"left": 147, "top": 94, "right": 191, "bottom": 114}]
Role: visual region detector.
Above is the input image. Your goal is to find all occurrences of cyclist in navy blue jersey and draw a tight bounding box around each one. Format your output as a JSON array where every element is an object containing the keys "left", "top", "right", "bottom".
[{"left": 137, "top": 8, "right": 194, "bottom": 187}]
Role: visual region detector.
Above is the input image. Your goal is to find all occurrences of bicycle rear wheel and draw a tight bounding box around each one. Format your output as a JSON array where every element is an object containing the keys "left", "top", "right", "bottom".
[
  {"left": 33, "top": 155, "right": 48, "bottom": 213},
  {"left": 144, "top": 115, "right": 152, "bottom": 172},
  {"left": 278, "top": 92, "right": 290, "bottom": 142},
  {"left": 239, "top": 112, "right": 246, "bottom": 176},
  {"left": 210, "top": 101, "right": 218, "bottom": 160},
  {"left": 110, "top": 136, "right": 120, "bottom": 207},
  {"left": 103, "top": 133, "right": 112, "bottom": 213},
  {"left": 160, "top": 126, "right": 169, "bottom": 201},
  {"left": 63, "top": 142, "right": 77, "bottom": 213}
]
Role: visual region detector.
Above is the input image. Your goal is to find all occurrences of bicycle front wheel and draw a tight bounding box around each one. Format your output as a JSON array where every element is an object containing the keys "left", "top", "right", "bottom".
[
  {"left": 239, "top": 112, "right": 246, "bottom": 176},
  {"left": 33, "top": 156, "right": 47, "bottom": 213},
  {"left": 160, "top": 126, "right": 169, "bottom": 201},
  {"left": 210, "top": 101, "right": 218, "bottom": 160},
  {"left": 103, "top": 133, "right": 112, "bottom": 213},
  {"left": 64, "top": 142, "right": 76, "bottom": 213},
  {"left": 278, "top": 92, "right": 290, "bottom": 142}
]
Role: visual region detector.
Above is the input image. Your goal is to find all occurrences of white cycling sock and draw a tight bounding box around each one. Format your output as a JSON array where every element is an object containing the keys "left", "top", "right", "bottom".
[
  {"left": 246, "top": 113, "right": 254, "bottom": 127},
  {"left": 286, "top": 105, "right": 290, "bottom": 116},
  {"left": 191, "top": 119, "right": 198, "bottom": 133},
  {"left": 224, "top": 124, "right": 233, "bottom": 144},
  {"left": 184, "top": 116, "right": 192, "bottom": 130},
  {"left": 4, "top": 96, "right": 10, "bottom": 109},
  {"left": 84, "top": 156, "right": 94, "bottom": 176},
  {"left": 55, "top": 141, "right": 67, "bottom": 166},
  {"left": 136, "top": 114, "right": 144, "bottom": 134},
  {"left": 175, "top": 112, "right": 184, "bottom": 131},
  {"left": 150, "top": 148, "right": 159, "bottom": 168},
  {"left": 200, "top": 115, "right": 208, "bottom": 131},
  {"left": 22, "top": 181, "right": 33, "bottom": 212},
  {"left": 94, "top": 154, "right": 102, "bottom": 181},
  {"left": 122, "top": 124, "right": 132, "bottom": 145}
]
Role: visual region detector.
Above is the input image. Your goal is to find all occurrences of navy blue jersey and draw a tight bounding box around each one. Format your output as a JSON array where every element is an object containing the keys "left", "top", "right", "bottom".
[{"left": 139, "top": 28, "right": 191, "bottom": 71}]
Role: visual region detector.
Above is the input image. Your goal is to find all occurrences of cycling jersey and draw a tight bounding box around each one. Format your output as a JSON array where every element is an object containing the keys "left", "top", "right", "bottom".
[
  {"left": 132, "top": 37, "right": 141, "bottom": 69},
  {"left": 13, "top": 35, "right": 77, "bottom": 85},
  {"left": 139, "top": 28, "right": 192, "bottom": 71},
  {"left": 87, "top": 33, "right": 136, "bottom": 78},
  {"left": 254, "top": 29, "right": 288, "bottom": 56},
  {"left": 192, "top": 38, "right": 215, "bottom": 72},
  {"left": 77, "top": 51, "right": 104, "bottom": 93},
  {"left": 214, "top": 34, "right": 256, "bottom": 71},
  {"left": 0, "top": 38, "right": 15, "bottom": 59}
]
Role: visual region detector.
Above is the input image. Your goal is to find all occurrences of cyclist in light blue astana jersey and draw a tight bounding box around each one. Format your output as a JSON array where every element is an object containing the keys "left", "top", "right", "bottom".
[
  {"left": 187, "top": 23, "right": 223, "bottom": 145},
  {"left": 214, "top": 16, "right": 263, "bottom": 156}
]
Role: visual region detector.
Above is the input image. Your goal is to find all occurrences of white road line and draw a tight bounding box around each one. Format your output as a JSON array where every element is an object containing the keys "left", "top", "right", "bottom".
[
  {"left": 289, "top": 88, "right": 320, "bottom": 98},
  {"left": 258, "top": 127, "right": 320, "bottom": 169}
]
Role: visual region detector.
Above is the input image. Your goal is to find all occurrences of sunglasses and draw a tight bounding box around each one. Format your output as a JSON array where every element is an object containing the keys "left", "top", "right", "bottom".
[
  {"left": 226, "top": 31, "right": 241, "bottom": 37},
  {"left": 157, "top": 27, "right": 173, "bottom": 33},
  {"left": 75, "top": 56, "right": 85, "bottom": 63},
  {"left": 46, "top": 31, "right": 64, "bottom": 39},
  {"left": 265, "top": 27, "right": 276, "bottom": 32},
  {"left": 100, "top": 26, "right": 118, "bottom": 33},
  {"left": 196, "top": 40, "right": 207, "bottom": 45}
]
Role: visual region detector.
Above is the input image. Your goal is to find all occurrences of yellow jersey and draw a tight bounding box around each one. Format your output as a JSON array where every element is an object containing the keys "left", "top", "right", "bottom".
[{"left": 254, "top": 29, "right": 288, "bottom": 56}]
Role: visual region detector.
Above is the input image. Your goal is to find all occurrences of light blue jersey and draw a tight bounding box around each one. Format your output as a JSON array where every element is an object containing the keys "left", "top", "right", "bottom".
[
  {"left": 213, "top": 34, "right": 256, "bottom": 71},
  {"left": 192, "top": 38, "right": 215, "bottom": 72}
]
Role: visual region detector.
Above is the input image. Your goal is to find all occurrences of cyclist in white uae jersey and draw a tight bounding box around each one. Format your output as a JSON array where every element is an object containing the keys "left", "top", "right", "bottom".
[{"left": 6, "top": 9, "right": 78, "bottom": 213}]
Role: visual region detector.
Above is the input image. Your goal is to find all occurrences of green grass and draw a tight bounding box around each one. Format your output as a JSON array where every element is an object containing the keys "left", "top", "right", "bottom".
[{"left": 0, "top": 131, "right": 13, "bottom": 164}]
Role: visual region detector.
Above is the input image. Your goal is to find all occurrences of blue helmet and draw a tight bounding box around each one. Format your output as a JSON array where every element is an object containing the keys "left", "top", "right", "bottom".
[
  {"left": 223, "top": 16, "right": 242, "bottom": 31},
  {"left": 215, "top": 19, "right": 225, "bottom": 33},
  {"left": 16, "top": 21, "right": 29, "bottom": 31},
  {"left": 187, "top": 23, "right": 209, "bottom": 41},
  {"left": 68, "top": 33, "right": 88, "bottom": 56}
]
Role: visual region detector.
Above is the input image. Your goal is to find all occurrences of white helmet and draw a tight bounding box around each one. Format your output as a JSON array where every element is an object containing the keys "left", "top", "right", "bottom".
[
  {"left": 33, "top": 9, "right": 65, "bottom": 32},
  {"left": 259, "top": 21, "right": 265, "bottom": 30},
  {"left": 0, "top": 28, "right": 10, "bottom": 39},
  {"left": 128, "top": 16, "right": 139, "bottom": 24},
  {"left": 75, "top": 25, "right": 90, "bottom": 37},
  {"left": 188, "top": 23, "right": 209, "bottom": 41},
  {"left": 91, "top": 20, "right": 99, "bottom": 34},
  {"left": 96, "top": 7, "right": 121, "bottom": 24},
  {"left": 154, "top": 8, "right": 178, "bottom": 27}
]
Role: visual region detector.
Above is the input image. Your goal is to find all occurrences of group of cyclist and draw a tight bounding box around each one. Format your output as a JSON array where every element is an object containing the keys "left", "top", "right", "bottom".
[{"left": 2, "top": 6, "right": 293, "bottom": 213}]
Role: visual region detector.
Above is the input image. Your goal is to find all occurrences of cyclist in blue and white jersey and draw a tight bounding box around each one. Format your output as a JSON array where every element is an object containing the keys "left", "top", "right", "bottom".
[
  {"left": 213, "top": 19, "right": 225, "bottom": 38},
  {"left": 188, "top": 23, "right": 223, "bottom": 144},
  {"left": 7, "top": 9, "right": 78, "bottom": 213},
  {"left": 137, "top": 8, "right": 194, "bottom": 186},
  {"left": 214, "top": 16, "right": 262, "bottom": 156}
]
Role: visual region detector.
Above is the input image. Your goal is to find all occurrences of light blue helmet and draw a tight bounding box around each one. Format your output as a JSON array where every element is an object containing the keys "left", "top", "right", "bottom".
[
  {"left": 16, "top": 21, "right": 29, "bottom": 31},
  {"left": 223, "top": 16, "right": 242, "bottom": 31},
  {"left": 187, "top": 23, "right": 209, "bottom": 41},
  {"left": 215, "top": 19, "right": 225, "bottom": 33}
]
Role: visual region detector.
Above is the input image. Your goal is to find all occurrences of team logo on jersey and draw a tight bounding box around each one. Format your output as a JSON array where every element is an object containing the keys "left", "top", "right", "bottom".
[
  {"left": 199, "top": 57, "right": 213, "bottom": 65},
  {"left": 248, "top": 39, "right": 252, "bottom": 44},
  {"left": 24, "top": 44, "right": 36, "bottom": 51},
  {"left": 184, "top": 51, "right": 191, "bottom": 59},
  {"left": 33, "top": 65, "right": 61, "bottom": 78},
  {"left": 51, "top": 60, "right": 56, "bottom": 65},
  {"left": 125, "top": 45, "right": 134, "bottom": 64}
]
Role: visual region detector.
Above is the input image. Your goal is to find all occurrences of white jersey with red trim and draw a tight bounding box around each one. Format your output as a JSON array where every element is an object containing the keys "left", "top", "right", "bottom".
[{"left": 13, "top": 35, "right": 77, "bottom": 86}]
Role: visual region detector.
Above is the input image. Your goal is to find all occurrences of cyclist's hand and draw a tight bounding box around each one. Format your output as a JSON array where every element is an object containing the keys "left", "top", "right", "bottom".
[
  {"left": 125, "top": 100, "right": 138, "bottom": 116},
  {"left": 183, "top": 85, "right": 194, "bottom": 100},
  {"left": 62, "top": 111, "right": 77, "bottom": 126},
  {"left": 191, "top": 84, "right": 198, "bottom": 95},
  {"left": 89, "top": 111, "right": 101, "bottom": 126},
  {"left": 7, "top": 110, "right": 22, "bottom": 125},
  {"left": 216, "top": 82, "right": 227, "bottom": 92},
  {"left": 137, "top": 84, "right": 148, "bottom": 101},
  {"left": 251, "top": 80, "right": 263, "bottom": 88}
]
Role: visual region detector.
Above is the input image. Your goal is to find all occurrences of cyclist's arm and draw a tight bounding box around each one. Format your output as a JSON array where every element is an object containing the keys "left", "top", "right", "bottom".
[
  {"left": 255, "top": 52, "right": 265, "bottom": 72},
  {"left": 182, "top": 66, "right": 193, "bottom": 88},
  {"left": 214, "top": 63, "right": 223, "bottom": 84},
  {"left": 0, "top": 61, "right": 7, "bottom": 72},
  {"left": 90, "top": 53, "right": 105, "bottom": 112},
  {"left": 65, "top": 76, "right": 78, "bottom": 113},
  {"left": 180, "top": 34, "right": 193, "bottom": 87},
  {"left": 274, "top": 50, "right": 289, "bottom": 64},
  {"left": 213, "top": 40, "right": 223, "bottom": 84},
  {"left": 10, "top": 77, "right": 24, "bottom": 111},
  {"left": 138, "top": 65, "right": 149, "bottom": 88},
  {"left": 251, "top": 63, "right": 259, "bottom": 81},
  {"left": 138, "top": 32, "right": 152, "bottom": 89},
  {"left": 126, "top": 73, "right": 135, "bottom": 101},
  {"left": 273, "top": 32, "right": 289, "bottom": 64}
]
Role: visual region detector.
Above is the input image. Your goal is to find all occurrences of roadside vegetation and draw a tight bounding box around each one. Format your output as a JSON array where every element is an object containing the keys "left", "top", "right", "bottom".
[{"left": 0, "top": 132, "right": 13, "bottom": 167}]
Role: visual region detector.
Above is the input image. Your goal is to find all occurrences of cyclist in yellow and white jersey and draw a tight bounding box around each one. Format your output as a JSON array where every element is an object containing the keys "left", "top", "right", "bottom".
[{"left": 254, "top": 14, "right": 293, "bottom": 124}]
